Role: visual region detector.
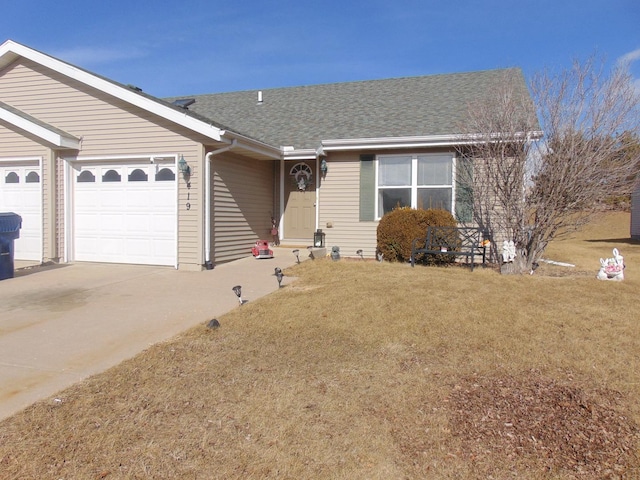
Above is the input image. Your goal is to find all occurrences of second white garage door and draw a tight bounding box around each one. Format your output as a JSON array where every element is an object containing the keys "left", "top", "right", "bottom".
[
  {"left": 73, "top": 161, "right": 177, "bottom": 266},
  {"left": 0, "top": 160, "right": 42, "bottom": 262}
]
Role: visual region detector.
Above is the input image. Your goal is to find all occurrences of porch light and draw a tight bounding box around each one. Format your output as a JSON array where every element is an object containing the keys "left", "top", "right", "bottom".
[
  {"left": 178, "top": 155, "right": 191, "bottom": 176},
  {"left": 313, "top": 229, "right": 325, "bottom": 247},
  {"left": 320, "top": 157, "right": 328, "bottom": 176}
]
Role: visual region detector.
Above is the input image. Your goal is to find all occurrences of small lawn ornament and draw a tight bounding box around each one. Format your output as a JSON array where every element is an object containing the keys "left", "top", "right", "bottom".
[
  {"left": 331, "top": 246, "right": 341, "bottom": 261},
  {"left": 356, "top": 249, "right": 364, "bottom": 260},
  {"left": 274, "top": 267, "right": 284, "bottom": 288},
  {"left": 251, "top": 240, "right": 273, "bottom": 259},
  {"left": 270, "top": 216, "right": 280, "bottom": 246},
  {"left": 502, "top": 240, "right": 516, "bottom": 263},
  {"left": 292, "top": 249, "right": 300, "bottom": 264},
  {"left": 596, "top": 248, "right": 625, "bottom": 281}
]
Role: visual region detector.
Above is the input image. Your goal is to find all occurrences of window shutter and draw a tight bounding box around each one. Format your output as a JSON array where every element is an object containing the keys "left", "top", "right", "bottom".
[
  {"left": 359, "top": 154, "right": 375, "bottom": 221},
  {"left": 455, "top": 157, "right": 474, "bottom": 223}
]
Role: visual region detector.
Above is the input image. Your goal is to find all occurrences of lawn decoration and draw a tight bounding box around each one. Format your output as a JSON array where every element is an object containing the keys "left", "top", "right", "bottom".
[
  {"left": 251, "top": 239, "right": 273, "bottom": 259},
  {"left": 356, "top": 249, "right": 364, "bottom": 260},
  {"left": 331, "top": 246, "right": 340, "bottom": 261},
  {"left": 502, "top": 240, "right": 517, "bottom": 263},
  {"left": 292, "top": 249, "right": 300, "bottom": 264},
  {"left": 596, "top": 248, "right": 625, "bottom": 281},
  {"left": 270, "top": 216, "right": 279, "bottom": 246},
  {"left": 274, "top": 267, "right": 284, "bottom": 288}
]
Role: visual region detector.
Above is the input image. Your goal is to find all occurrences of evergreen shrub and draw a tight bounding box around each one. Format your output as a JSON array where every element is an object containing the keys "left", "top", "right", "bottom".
[{"left": 376, "top": 207, "right": 457, "bottom": 263}]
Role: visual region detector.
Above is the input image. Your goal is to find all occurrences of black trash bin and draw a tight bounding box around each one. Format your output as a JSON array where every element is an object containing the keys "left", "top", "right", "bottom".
[{"left": 0, "top": 212, "right": 22, "bottom": 281}]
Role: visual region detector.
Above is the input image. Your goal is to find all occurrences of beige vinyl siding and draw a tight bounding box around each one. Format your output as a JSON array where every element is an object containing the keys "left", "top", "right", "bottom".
[
  {"left": 0, "top": 57, "right": 219, "bottom": 269},
  {"left": 0, "top": 59, "right": 206, "bottom": 156},
  {"left": 0, "top": 123, "right": 51, "bottom": 156},
  {"left": 211, "top": 153, "right": 274, "bottom": 264},
  {"left": 318, "top": 151, "right": 378, "bottom": 258},
  {"left": 632, "top": 183, "right": 640, "bottom": 240}
]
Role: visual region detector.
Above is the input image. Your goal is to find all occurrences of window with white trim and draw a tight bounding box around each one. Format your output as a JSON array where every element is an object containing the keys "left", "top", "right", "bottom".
[{"left": 376, "top": 153, "right": 455, "bottom": 218}]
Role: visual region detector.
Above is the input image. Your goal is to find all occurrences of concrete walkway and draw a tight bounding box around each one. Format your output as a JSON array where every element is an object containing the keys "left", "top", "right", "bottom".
[{"left": 0, "top": 247, "right": 302, "bottom": 421}]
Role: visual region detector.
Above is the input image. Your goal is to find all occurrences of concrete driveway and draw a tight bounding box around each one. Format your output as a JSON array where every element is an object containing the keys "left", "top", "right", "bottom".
[{"left": 0, "top": 247, "right": 301, "bottom": 421}]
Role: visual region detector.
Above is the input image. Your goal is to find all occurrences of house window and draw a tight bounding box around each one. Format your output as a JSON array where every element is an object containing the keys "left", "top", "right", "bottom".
[{"left": 376, "top": 154, "right": 454, "bottom": 218}]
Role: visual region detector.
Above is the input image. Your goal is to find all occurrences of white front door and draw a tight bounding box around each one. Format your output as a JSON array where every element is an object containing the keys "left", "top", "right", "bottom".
[
  {"left": 0, "top": 160, "right": 42, "bottom": 261},
  {"left": 72, "top": 160, "right": 177, "bottom": 266}
]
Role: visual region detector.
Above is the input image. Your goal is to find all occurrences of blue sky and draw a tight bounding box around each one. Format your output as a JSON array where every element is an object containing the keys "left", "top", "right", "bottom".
[{"left": 2, "top": 0, "right": 639, "bottom": 98}]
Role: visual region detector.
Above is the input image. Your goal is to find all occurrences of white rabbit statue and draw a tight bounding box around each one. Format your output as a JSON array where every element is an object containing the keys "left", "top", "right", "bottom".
[{"left": 596, "top": 248, "right": 625, "bottom": 281}]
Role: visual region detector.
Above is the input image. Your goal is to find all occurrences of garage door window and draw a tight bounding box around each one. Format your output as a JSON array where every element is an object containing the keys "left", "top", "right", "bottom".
[
  {"left": 26, "top": 171, "right": 40, "bottom": 183},
  {"left": 128, "top": 169, "right": 148, "bottom": 182},
  {"left": 103, "top": 170, "right": 121, "bottom": 182},
  {"left": 5, "top": 172, "right": 19, "bottom": 183},
  {"left": 77, "top": 171, "right": 95, "bottom": 182},
  {"left": 156, "top": 168, "right": 175, "bottom": 181}
]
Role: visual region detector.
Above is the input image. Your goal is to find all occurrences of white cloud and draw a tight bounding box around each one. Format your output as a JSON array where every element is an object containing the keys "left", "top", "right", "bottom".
[
  {"left": 618, "top": 48, "right": 640, "bottom": 65},
  {"left": 52, "top": 46, "right": 146, "bottom": 67}
]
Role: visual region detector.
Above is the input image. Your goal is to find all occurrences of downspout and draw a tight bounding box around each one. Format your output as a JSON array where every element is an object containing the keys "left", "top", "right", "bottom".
[{"left": 204, "top": 138, "right": 237, "bottom": 266}]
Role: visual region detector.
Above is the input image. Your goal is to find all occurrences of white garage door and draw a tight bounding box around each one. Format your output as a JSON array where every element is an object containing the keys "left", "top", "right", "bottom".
[
  {"left": 73, "top": 161, "right": 177, "bottom": 266},
  {"left": 0, "top": 161, "right": 42, "bottom": 261}
]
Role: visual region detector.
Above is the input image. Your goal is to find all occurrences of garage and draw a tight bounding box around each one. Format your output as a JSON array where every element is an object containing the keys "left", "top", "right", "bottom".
[
  {"left": 72, "top": 159, "right": 177, "bottom": 266},
  {"left": 0, "top": 159, "right": 42, "bottom": 261}
]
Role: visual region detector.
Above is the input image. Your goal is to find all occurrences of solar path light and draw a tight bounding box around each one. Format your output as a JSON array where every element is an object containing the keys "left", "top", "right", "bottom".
[{"left": 232, "top": 285, "right": 243, "bottom": 305}]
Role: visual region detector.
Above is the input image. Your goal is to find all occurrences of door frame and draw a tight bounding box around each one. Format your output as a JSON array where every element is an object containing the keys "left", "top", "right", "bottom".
[{"left": 279, "top": 158, "right": 320, "bottom": 242}]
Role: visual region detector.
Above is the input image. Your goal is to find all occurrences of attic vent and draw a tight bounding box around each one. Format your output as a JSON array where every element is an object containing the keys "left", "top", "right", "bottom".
[
  {"left": 173, "top": 98, "right": 196, "bottom": 109},
  {"left": 127, "top": 84, "right": 142, "bottom": 92},
  {"left": 257, "top": 90, "right": 263, "bottom": 104}
]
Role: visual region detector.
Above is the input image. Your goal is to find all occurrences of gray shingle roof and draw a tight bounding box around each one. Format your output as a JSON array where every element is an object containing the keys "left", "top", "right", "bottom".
[{"left": 165, "top": 68, "right": 536, "bottom": 150}]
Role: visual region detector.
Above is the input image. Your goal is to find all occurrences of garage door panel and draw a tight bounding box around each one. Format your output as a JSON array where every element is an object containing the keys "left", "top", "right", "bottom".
[{"left": 73, "top": 162, "right": 177, "bottom": 266}]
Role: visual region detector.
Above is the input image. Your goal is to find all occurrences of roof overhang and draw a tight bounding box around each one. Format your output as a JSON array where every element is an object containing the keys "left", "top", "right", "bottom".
[
  {"left": 0, "top": 102, "right": 80, "bottom": 149},
  {"left": 317, "top": 131, "right": 544, "bottom": 153},
  {"left": 220, "top": 130, "right": 281, "bottom": 160},
  {"left": 0, "top": 40, "right": 224, "bottom": 143}
]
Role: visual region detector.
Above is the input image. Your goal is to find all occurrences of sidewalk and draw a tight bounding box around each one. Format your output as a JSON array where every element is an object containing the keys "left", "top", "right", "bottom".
[{"left": 0, "top": 247, "right": 301, "bottom": 421}]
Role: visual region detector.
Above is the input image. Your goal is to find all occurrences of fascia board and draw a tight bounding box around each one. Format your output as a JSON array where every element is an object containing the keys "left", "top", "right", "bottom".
[
  {"left": 319, "top": 131, "right": 545, "bottom": 151},
  {"left": 0, "top": 105, "right": 80, "bottom": 149},
  {"left": 282, "top": 148, "right": 316, "bottom": 160},
  {"left": 0, "top": 40, "right": 223, "bottom": 142},
  {"left": 320, "top": 135, "right": 462, "bottom": 151}
]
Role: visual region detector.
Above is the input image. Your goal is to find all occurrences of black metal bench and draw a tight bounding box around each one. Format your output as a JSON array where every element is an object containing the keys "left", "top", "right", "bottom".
[{"left": 410, "top": 226, "right": 487, "bottom": 270}]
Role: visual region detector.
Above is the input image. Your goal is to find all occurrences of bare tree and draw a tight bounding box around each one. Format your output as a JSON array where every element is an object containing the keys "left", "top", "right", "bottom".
[{"left": 457, "top": 58, "right": 640, "bottom": 273}]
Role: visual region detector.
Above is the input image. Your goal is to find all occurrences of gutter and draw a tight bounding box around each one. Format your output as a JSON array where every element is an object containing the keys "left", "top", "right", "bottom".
[{"left": 204, "top": 139, "right": 237, "bottom": 266}]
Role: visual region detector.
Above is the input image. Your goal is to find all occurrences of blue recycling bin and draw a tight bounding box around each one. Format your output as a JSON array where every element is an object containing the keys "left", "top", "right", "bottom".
[{"left": 0, "top": 212, "right": 22, "bottom": 280}]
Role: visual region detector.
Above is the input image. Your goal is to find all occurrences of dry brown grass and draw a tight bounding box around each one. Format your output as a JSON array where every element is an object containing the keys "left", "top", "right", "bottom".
[{"left": 0, "top": 211, "right": 639, "bottom": 479}]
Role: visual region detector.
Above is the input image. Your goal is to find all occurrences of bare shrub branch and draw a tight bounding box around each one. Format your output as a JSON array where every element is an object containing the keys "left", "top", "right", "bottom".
[{"left": 457, "top": 59, "right": 640, "bottom": 273}]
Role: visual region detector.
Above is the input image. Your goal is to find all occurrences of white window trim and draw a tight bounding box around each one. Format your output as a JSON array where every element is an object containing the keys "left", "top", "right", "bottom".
[{"left": 375, "top": 153, "right": 457, "bottom": 219}]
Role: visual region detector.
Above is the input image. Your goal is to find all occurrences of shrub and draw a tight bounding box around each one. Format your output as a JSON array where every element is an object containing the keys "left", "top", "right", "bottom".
[{"left": 376, "top": 208, "right": 457, "bottom": 263}]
